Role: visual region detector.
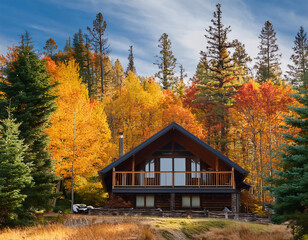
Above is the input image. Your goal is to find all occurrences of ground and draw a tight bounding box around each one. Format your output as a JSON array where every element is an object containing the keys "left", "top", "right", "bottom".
[{"left": 0, "top": 215, "right": 293, "bottom": 240}]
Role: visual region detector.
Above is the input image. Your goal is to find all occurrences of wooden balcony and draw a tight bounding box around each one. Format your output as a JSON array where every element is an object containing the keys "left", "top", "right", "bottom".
[{"left": 112, "top": 168, "right": 235, "bottom": 189}]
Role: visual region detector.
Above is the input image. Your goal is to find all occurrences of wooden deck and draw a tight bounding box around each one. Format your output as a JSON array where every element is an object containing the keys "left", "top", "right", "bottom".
[{"left": 112, "top": 168, "right": 235, "bottom": 189}]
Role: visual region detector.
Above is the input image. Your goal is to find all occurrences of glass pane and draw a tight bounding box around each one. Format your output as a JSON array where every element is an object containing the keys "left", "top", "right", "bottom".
[
  {"left": 145, "top": 159, "right": 155, "bottom": 178},
  {"left": 192, "top": 196, "right": 200, "bottom": 208},
  {"left": 146, "top": 195, "right": 154, "bottom": 207},
  {"left": 191, "top": 159, "right": 200, "bottom": 178},
  {"left": 136, "top": 196, "right": 144, "bottom": 207},
  {"left": 174, "top": 158, "right": 186, "bottom": 186},
  {"left": 160, "top": 158, "right": 172, "bottom": 185},
  {"left": 182, "top": 196, "right": 190, "bottom": 207}
]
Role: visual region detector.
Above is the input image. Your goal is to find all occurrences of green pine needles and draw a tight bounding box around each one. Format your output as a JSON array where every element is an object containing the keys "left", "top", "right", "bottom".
[
  {"left": 267, "top": 86, "right": 308, "bottom": 239},
  {"left": 0, "top": 33, "right": 59, "bottom": 223}
]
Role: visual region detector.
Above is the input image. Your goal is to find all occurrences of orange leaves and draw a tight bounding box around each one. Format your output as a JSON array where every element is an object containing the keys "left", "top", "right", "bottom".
[{"left": 45, "top": 59, "right": 111, "bottom": 179}]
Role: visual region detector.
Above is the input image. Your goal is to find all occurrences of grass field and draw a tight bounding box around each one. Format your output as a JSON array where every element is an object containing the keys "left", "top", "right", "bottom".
[{"left": 0, "top": 215, "right": 293, "bottom": 240}]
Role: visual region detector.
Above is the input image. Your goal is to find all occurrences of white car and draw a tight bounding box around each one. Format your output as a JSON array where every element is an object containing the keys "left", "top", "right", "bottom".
[{"left": 72, "top": 204, "right": 88, "bottom": 213}]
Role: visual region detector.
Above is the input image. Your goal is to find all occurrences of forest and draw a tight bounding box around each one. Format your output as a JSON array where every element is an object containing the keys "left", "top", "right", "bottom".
[{"left": 0, "top": 3, "right": 307, "bottom": 238}]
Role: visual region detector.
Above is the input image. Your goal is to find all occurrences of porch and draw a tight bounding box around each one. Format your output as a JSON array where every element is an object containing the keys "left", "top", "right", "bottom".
[{"left": 112, "top": 168, "right": 235, "bottom": 189}]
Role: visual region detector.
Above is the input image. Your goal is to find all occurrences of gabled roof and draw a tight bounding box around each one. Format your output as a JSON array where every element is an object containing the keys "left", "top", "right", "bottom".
[{"left": 98, "top": 122, "right": 249, "bottom": 176}]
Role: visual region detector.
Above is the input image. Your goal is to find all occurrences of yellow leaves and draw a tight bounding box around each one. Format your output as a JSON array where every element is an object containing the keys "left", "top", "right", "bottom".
[{"left": 46, "top": 59, "right": 111, "bottom": 180}]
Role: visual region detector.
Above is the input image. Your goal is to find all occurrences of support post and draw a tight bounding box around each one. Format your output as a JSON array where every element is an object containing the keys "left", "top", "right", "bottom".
[
  {"left": 231, "top": 192, "right": 240, "bottom": 213},
  {"left": 232, "top": 167, "right": 235, "bottom": 189},
  {"left": 132, "top": 155, "right": 135, "bottom": 186},
  {"left": 170, "top": 193, "right": 175, "bottom": 210},
  {"left": 112, "top": 168, "right": 115, "bottom": 189}
]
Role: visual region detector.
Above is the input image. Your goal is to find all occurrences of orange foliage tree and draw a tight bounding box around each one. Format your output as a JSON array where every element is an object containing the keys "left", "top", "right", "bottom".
[
  {"left": 230, "top": 80, "right": 295, "bottom": 208},
  {"left": 45, "top": 59, "right": 112, "bottom": 194}
]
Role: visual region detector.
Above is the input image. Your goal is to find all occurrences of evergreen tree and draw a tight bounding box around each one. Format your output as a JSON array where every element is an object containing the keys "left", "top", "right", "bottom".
[
  {"left": 267, "top": 85, "right": 308, "bottom": 239},
  {"left": 84, "top": 34, "right": 94, "bottom": 98},
  {"left": 287, "top": 26, "right": 308, "bottom": 87},
  {"left": 196, "top": 3, "right": 240, "bottom": 154},
  {"left": 0, "top": 109, "right": 32, "bottom": 225},
  {"left": 63, "top": 36, "right": 73, "bottom": 60},
  {"left": 73, "top": 29, "right": 87, "bottom": 82},
  {"left": 87, "top": 12, "right": 109, "bottom": 95},
  {"left": 126, "top": 45, "right": 136, "bottom": 76},
  {"left": 154, "top": 33, "right": 177, "bottom": 90},
  {"left": 43, "top": 38, "right": 58, "bottom": 58},
  {"left": 232, "top": 39, "right": 252, "bottom": 81},
  {"left": 254, "top": 21, "right": 281, "bottom": 83},
  {"left": 0, "top": 33, "right": 58, "bottom": 212}
]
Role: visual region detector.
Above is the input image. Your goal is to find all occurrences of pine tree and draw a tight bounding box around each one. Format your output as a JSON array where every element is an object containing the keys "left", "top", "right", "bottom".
[
  {"left": 287, "top": 26, "right": 308, "bottom": 87},
  {"left": 196, "top": 3, "right": 240, "bottom": 154},
  {"left": 154, "top": 33, "right": 177, "bottom": 90},
  {"left": 267, "top": 85, "right": 308, "bottom": 239},
  {"left": 73, "top": 29, "right": 87, "bottom": 82},
  {"left": 232, "top": 39, "right": 252, "bottom": 81},
  {"left": 255, "top": 21, "right": 281, "bottom": 83},
  {"left": 87, "top": 12, "right": 109, "bottom": 95},
  {"left": 43, "top": 38, "right": 58, "bottom": 58},
  {"left": 0, "top": 33, "right": 58, "bottom": 212},
  {"left": 126, "top": 45, "right": 136, "bottom": 76},
  {"left": 0, "top": 109, "right": 32, "bottom": 225}
]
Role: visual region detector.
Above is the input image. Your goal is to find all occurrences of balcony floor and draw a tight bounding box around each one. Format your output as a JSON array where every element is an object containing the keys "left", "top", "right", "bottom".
[{"left": 112, "top": 186, "right": 236, "bottom": 194}]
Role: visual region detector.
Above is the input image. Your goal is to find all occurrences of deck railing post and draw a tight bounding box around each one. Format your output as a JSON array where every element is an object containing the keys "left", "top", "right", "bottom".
[
  {"left": 112, "top": 168, "right": 115, "bottom": 189},
  {"left": 232, "top": 167, "right": 235, "bottom": 189}
]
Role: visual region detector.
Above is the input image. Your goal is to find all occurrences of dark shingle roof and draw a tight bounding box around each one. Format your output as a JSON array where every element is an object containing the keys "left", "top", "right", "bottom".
[{"left": 98, "top": 122, "right": 249, "bottom": 176}]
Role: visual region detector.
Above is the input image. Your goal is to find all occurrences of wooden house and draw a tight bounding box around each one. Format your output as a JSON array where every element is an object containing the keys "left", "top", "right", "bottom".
[{"left": 98, "top": 122, "right": 249, "bottom": 212}]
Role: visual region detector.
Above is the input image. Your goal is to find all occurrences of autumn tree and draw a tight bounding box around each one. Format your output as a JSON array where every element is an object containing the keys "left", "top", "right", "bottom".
[
  {"left": 43, "top": 38, "right": 58, "bottom": 58},
  {"left": 0, "top": 109, "right": 32, "bottom": 225},
  {"left": 0, "top": 33, "right": 58, "bottom": 212},
  {"left": 45, "top": 59, "right": 111, "bottom": 197},
  {"left": 231, "top": 80, "right": 294, "bottom": 208},
  {"left": 154, "top": 33, "right": 177, "bottom": 91},
  {"left": 255, "top": 21, "right": 281, "bottom": 83},
  {"left": 287, "top": 26, "right": 308, "bottom": 87},
  {"left": 196, "top": 3, "right": 240, "bottom": 154},
  {"left": 87, "top": 12, "right": 109, "bottom": 95},
  {"left": 126, "top": 45, "right": 136, "bottom": 76}
]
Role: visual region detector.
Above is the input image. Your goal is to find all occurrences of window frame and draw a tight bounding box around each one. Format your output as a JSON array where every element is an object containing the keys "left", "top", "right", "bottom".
[
  {"left": 136, "top": 195, "right": 155, "bottom": 208},
  {"left": 182, "top": 195, "right": 200, "bottom": 208}
]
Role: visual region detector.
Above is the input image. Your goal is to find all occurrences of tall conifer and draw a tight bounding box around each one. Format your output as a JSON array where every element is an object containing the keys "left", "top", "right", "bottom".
[
  {"left": 154, "top": 33, "right": 177, "bottom": 90},
  {"left": 126, "top": 45, "right": 136, "bottom": 76},
  {"left": 0, "top": 109, "right": 32, "bottom": 225},
  {"left": 255, "top": 21, "right": 281, "bottom": 83},
  {"left": 287, "top": 26, "right": 308, "bottom": 87},
  {"left": 0, "top": 33, "right": 58, "bottom": 212},
  {"left": 196, "top": 3, "right": 239, "bottom": 154}
]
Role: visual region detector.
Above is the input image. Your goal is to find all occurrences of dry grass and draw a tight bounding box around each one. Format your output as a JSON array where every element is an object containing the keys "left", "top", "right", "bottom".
[
  {"left": 0, "top": 222, "right": 157, "bottom": 240},
  {"left": 0, "top": 216, "right": 292, "bottom": 240},
  {"left": 196, "top": 223, "right": 292, "bottom": 240}
]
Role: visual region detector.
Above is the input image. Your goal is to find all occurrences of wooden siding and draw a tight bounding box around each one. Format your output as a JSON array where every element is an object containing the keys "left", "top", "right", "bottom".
[{"left": 112, "top": 193, "right": 231, "bottom": 211}]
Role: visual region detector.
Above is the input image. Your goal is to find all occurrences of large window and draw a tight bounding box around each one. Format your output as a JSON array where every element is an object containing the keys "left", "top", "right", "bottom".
[
  {"left": 136, "top": 195, "right": 155, "bottom": 208},
  {"left": 182, "top": 196, "right": 200, "bottom": 208},
  {"left": 145, "top": 159, "right": 155, "bottom": 178},
  {"left": 191, "top": 159, "right": 200, "bottom": 178}
]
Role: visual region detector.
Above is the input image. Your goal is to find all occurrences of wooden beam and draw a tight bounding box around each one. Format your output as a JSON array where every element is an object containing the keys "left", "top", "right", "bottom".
[
  {"left": 132, "top": 155, "right": 135, "bottom": 186},
  {"left": 215, "top": 157, "right": 219, "bottom": 171},
  {"left": 112, "top": 168, "right": 115, "bottom": 189},
  {"left": 232, "top": 167, "right": 235, "bottom": 189}
]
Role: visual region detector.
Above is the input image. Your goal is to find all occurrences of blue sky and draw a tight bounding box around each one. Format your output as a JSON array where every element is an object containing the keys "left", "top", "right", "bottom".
[{"left": 1, "top": 0, "right": 307, "bottom": 79}]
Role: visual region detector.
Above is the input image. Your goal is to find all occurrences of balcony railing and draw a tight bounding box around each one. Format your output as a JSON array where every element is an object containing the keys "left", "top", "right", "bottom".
[{"left": 112, "top": 168, "right": 235, "bottom": 189}]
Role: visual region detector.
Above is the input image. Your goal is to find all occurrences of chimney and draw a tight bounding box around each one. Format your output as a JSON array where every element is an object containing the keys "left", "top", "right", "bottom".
[{"left": 119, "top": 132, "right": 124, "bottom": 157}]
